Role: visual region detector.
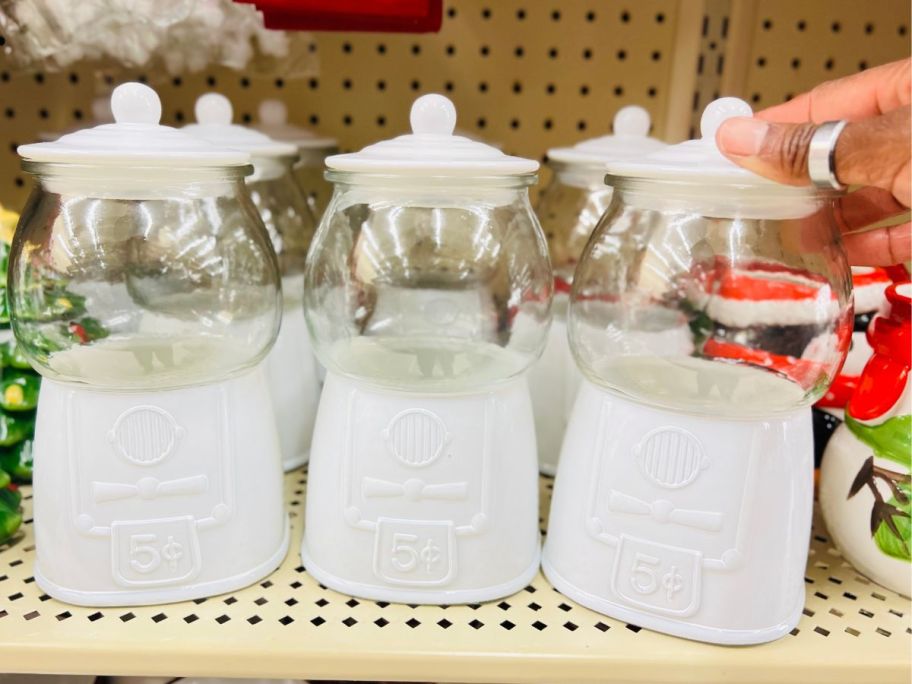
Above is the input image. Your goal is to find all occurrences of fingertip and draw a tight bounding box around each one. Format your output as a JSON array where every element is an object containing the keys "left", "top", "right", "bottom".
[{"left": 715, "top": 117, "right": 768, "bottom": 157}]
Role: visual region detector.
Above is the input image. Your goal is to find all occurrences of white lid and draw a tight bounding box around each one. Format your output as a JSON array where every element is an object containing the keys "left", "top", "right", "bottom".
[
  {"left": 18, "top": 83, "right": 249, "bottom": 167},
  {"left": 183, "top": 93, "right": 298, "bottom": 159},
  {"left": 607, "top": 98, "right": 808, "bottom": 188},
  {"left": 327, "top": 94, "right": 538, "bottom": 176},
  {"left": 254, "top": 99, "right": 337, "bottom": 150},
  {"left": 547, "top": 106, "right": 667, "bottom": 165}
]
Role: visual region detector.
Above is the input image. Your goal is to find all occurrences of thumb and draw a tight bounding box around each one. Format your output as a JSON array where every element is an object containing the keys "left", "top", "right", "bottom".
[{"left": 716, "top": 107, "right": 911, "bottom": 205}]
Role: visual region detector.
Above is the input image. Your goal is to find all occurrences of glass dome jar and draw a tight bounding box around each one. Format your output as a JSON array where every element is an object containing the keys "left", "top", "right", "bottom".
[
  {"left": 184, "top": 93, "right": 322, "bottom": 471},
  {"left": 530, "top": 106, "right": 666, "bottom": 475},
  {"left": 537, "top": 106, "right": 667, "bottom": 290},
  {"left": 570, "top": 100, "right": 852, "bottom": 417},
  {"left": 11, "top": 83, "right": 288, "bottom": 608},
  {"left": 543, "top": 98, "right": 853, "bottom": 645},
  {"left": 12, "top": 90, "right": 280, "bottom": 390},
  {"left": 305, "top": 109, "right": 551, "bottom": 393},
  {"left": 302, "top": 94, "right": 551, "bottom": 605},
  {"left": 254, "top": 99, "right": 338, "bottom": 219}
]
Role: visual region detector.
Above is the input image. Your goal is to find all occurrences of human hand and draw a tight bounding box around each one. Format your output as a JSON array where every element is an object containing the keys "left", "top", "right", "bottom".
[{"left": 716, "top": 59, "right": 910, "bottom": 266}]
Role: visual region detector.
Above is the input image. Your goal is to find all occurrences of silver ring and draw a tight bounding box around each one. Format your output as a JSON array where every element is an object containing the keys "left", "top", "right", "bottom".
[{"left": 808, "top": 120, "right": 848, "bottom": 190}]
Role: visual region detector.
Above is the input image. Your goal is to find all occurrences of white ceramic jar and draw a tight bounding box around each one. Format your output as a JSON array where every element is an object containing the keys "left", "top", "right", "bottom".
[
  {"left": 301, "top": 94, "right": 552, "bottom": 604},
  {"left": 12, "top": 83, "right": 288, "bottom": 606},
  {"left": 532, "top": 106, "right": 666, "bottom": 475},
  {"left": 543, "top": 98, "right": 853, "bottom": 644},
  {"left": 185, "top": 94, "right": 321, "bottom": 471}
]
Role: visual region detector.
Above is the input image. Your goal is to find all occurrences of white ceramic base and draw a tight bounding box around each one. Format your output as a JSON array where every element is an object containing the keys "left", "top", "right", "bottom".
[
  {"left": 302, "top": 537, "right": 540, "bottom": 605},
  {"left": 527, "top": 315, "right": 580, "bottom": 477},
  {"left": 303, "top": 372, "right": 540, "bottom": 604},
  {"left": 819, "top": 424, "right": 912, "bottom": 598},
  {"left": 543, "top": 380, "right": 813, "bottom": 645},
  {"left": 266, "top": 305, "right": 320, "bottom": 471},
  {"left": 35, "top": 518, "right": 290, "bottom": 607},
  {"left": 33, "top": 367, "right": 288, "bottom": 607}
]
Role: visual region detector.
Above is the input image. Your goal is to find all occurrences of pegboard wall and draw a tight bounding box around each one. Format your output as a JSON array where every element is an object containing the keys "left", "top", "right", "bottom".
[{"left": 0, "top": 0, "right": 909, "bottom": 212}]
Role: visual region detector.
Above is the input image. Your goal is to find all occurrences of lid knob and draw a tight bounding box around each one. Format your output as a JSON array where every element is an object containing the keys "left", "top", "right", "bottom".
[
  {"left": 410, "top": 94, "right": 457, "bottom": 136},
  {"left": 700, "top": 97, "right": 753, "bottom": 140},
  {"left": 258, "top": 99, "right": 287, "bottom": 126},
  {"left": 195, "top": 93, "right": 234, "bottom": 126},
  {"left": 110, "top": 82, "right": 162, "bottom": 125},
  {"left": 613, "top": 105, "right": 651, "bottom": 137}
]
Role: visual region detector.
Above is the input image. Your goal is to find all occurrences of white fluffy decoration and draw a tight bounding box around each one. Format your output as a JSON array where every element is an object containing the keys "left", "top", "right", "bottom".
[{"left": 0, "top": 0, "right": 297, "bottom": 74}]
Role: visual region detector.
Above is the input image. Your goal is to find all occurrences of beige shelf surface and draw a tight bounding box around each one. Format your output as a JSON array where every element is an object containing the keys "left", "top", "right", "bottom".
[{"left": 0, "top": 472, "right": 909, "bottom": 684}]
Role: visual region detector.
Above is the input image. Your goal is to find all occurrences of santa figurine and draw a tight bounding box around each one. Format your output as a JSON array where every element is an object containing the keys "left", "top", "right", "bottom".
[
  {"left": 819, "top": 280, "right": 911, "bottom": 597},
  {"left": 813, "top": 267, "right": 897, "bottom": 464}
]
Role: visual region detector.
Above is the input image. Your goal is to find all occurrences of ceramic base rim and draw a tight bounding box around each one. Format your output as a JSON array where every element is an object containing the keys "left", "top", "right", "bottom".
[
  {"left": 541, "top": 553, "right": 803, "bottom": 645},
  {"left": 34, "top": 516, "right": 291, "bottom": 607},
  {"left": 301, "top": 541, "right": 542, "bottom": 605}
]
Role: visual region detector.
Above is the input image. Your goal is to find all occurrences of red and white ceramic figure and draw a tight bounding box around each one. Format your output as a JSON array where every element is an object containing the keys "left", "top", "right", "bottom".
[{"left": 820, "top": 281, "right": 911, "bottom": 597}]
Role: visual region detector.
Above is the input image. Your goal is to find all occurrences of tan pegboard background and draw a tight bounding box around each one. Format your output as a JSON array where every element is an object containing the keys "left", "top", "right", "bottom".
[
  {"left": 723, "top": 0, "right": 910, "bottom": 108},
  {"left": 0, "top": 0, "right": 909, "bottom": 214},
  {"left": 0, "top": 0, "right": 692, "bottom": 211}
]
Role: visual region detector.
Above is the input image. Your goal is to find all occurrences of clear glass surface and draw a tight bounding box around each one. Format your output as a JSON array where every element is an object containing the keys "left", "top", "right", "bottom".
[
  {"left": 569, "top": 179, "right": 853, "bottom": 417},
  {"left": 304, "top": 173, "right": 553, "bottom": 392},
  {"left": 246, "top": 157, "right": 317, "bottom": 309},
  {"left": 536, "top": 162, "right": 614, "bottom": 287},
  {"left": 9, "top": 164, "right": 281, "bottom": 389},
  {"left": 291, "top": 147, "right": 337, "bottom": 221}
]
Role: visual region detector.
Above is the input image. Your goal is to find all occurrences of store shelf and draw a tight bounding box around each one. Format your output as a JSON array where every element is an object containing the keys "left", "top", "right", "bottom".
[{"left": 0, "top": 472, "right": 908, "bottom": 684}]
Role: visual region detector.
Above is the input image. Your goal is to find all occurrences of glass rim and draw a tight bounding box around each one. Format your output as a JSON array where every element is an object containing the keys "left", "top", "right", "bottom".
[{"left": 604, "top": 172, "right": 843, "bottom": 199}]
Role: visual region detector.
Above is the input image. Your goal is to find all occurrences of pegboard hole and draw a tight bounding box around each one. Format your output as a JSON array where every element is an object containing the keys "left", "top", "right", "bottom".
[
  {"left": 516, "top": 8, "right": 526, "bottom": 20},
  {"left": 865, "top": 23, "right": 875, "bottom": 34},
  {"left": 548, "top": 47, "right": 559, "bottom": 59},
  {"left": 551, "top": 10, "right": 561, "bottom": 21},
  {"left": 482, "top": 8, "right": 491, "bottom": 19},
  {"left": 791, "top": 58, "right": 801, "bottom": 69},
  {"left": 655, "top": 12, "right": 665, "bottom": 23},
  {"left": 579, "top": 85, "right": 589, "bottom": 96},
  {"left": 476, "top": 117, "right": 487, "bottom": 129},
  {"left": 652, "top": 50, "right": 661, "bottom": 61},
  {"left": 410, "top": 79, "right": 421, "bottom": 91},
  {"left": 376, "top": 79, "right": 386, "bottom": 91},
  {"left": 620, "top": 10, "right": 630, "bottom": 23},
  {"left": 617, "top": 49, "right": 627, "bottom": 61},
  {"left": 377, "top": 43, "right": 387, "bottom": 55},
  {"left": 411, "top": 44, "right": 421, "bottom": 55},
  {"left": 796, "top": 20, "right": 806, "bottom": 31},
  {"left": 762, "top": 18, "right": 772, "bottom": 30},
  {"left": 514, "top": 46, "right": 524, "bottom": 58},
  {"left": 545, "top": 83, "right": 556, "bottom": 94},
  {"left": 480, "top": 45, "right": 490, "bottom": 56},
  {"left": 831, "top": 21, "right": 841, "bottom": 33},
  {"left": 446, "top": 6, "right": 456, "bottom": 18},
  {"left": 543, "top": 119, "right": 553, "bottom": 130},
  {"left": 479, "top": 81, "right": 488, "bottom": 93},
  {"left": 444, "top": 81, "right": 454, "bottom": 92},
  {"left": 582, "top": 48, "right": 593, "bottom": 60},
  {"left": 342, "top": 42, "right": 352, "bottom": 54},
  {"left": 445, "top": 44, "right": 456, "bottom": 56}
]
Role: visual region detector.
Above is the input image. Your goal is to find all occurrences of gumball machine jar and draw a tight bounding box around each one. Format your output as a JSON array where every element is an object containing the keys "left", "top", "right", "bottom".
[
  {"left": 185, "top": 93, "right": 321, "bottom": 471},
  {"left": 254, "top": 99, "right": 339, "bottom": 220},
  {"left": 531, "top": 106, "right": 666, "bottom": 475},
  {"left": 302, "top": 94, "right": 552, "bottom": 604},
  {"left": 543, "top": 98, "right": 852, "bottom": 644},
  {"left": 11, "top": 83, "right": 288, "bottom": 606}
]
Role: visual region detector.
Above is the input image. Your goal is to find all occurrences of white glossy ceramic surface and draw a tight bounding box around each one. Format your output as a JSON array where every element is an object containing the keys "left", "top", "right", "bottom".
[
  {"left": 265, "top": 305, "right": 320, "bottom": 470},
  {"left": 527, "top": 311, "right": 580, "bottom": 476},
  {"left": 543, "top": 380, "right": 814, "bottom": 645},
  {"left": 819, "top": 424, "right": 912, "bottom": 598},
  {"left": 302, "top": 372, "right": 540, "bottom": 604},
  {"left": 32, "top": 367, "right": 289, "bottom": 606}
]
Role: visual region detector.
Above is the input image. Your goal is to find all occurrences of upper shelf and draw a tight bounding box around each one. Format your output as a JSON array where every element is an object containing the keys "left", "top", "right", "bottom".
[{"left": 0, "top": 472, "right": 908, "bottom": 683}]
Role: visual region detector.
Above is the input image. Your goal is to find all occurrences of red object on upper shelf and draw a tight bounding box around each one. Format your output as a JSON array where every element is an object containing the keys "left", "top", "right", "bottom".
[{"left": 237, "top": 0, "right": 443, "bottom": 32}]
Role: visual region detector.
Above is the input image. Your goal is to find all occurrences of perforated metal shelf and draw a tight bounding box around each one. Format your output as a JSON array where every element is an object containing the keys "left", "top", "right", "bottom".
[{"left": 0, "top": 472, "right": 908, "bottom": 683}]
